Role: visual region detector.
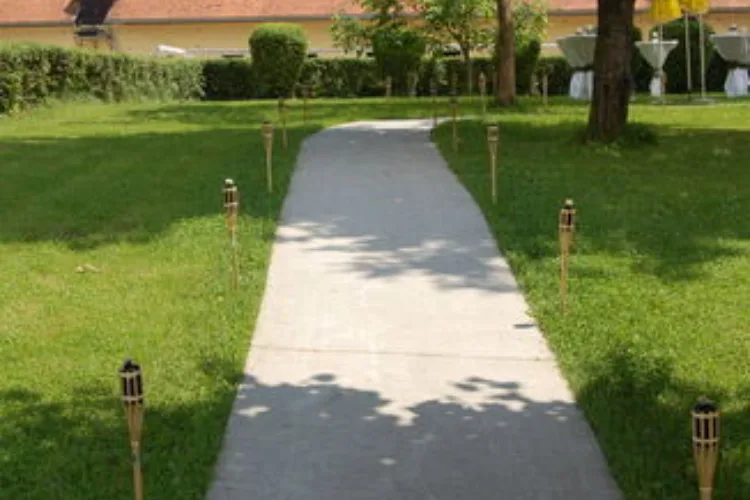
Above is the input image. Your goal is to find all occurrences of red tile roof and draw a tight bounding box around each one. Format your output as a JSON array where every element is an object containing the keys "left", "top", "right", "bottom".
[{"left": 1, "top": 0, "right": 748, "bottom": 26}]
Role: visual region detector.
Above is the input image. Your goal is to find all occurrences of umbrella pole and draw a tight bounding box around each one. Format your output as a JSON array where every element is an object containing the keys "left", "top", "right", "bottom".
[
  {"left": 685, "top": 13, "right": 693, "bottom": 99},
  {"left": 660, "top": 24, "right": 666, "bottom": 101},
  {"left": 699, "top": 14, "right": 707, "bottom": 100}
]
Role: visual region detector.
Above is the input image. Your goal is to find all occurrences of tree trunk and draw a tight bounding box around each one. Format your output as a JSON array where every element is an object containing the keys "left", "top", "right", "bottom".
[
  {"left": 586, "top": 0, "right": 636, "bottom": 142},
  {"left": 463, "top": 48, "right": 473, "bottom": 97},
  {"left": 496, "top": 0, "right": 515, "bottom": 105}
]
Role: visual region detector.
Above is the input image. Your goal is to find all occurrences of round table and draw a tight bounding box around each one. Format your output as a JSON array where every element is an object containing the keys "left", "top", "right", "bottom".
[
  {"left": 557, "top": 34, "right": 597, "bottom": 101},
  {"left": 635, "top": 40, "right": 679, "bottom": 97},
  {"left": 710, "top": 33, "right": 750, "bottom": 98}
]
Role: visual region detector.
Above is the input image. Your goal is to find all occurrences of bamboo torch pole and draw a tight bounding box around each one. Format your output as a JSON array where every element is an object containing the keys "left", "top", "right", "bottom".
[
  {"left": 223, "top": 179, "right": 239, "bottom": 289},
  {"left": 430, "top": 79, "right": 438, "bottom": 128},
  {"left": 487, "top": 125, "right": 499, "bottom": 205},
  {"left": 408, "top": 71, "right": 418, "bottom": 98},
  {"left": 385, "top": 76, "right": 392, "bottom": 99},
  {"left": 559, "top": 199, "right": 576, "bottom": 313},
  {"left": 120, "top": 360, "right": 145, "bottom": 500},
  {"left": 450, "top": 93, "right": 459, "bottom": 152},
  {"left": 261, "top": 121, "right": 274, "bottom": 193},
  {"left": 277, "top": 97, "right": 288, "bottom": 151},
  {"left": 693, "top": 399, "right": 720, "bottom": 500},
  {"left": 478, "top": 72, "right": 487, "bottom": 119}
]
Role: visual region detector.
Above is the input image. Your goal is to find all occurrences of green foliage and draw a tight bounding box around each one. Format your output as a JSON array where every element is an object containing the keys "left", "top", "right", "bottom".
[
  {"left": 416, "top": 0, "right": 494, "bottom": 57},
  {"left": 330, "top": 14, "right": 370, "bottom": 57},
  {"left": 512, "top": 0, "right": 548, "bottom": 49},
  {"left": 0, "top": 43, "right": 202, "bottom": 114},
  {"left": 660, "top": 17, "right": 715, "bottom": 93},
  {"left": 371, "top": 23, "right": 428, "bottom": 93},
  {"left": 202, "top": 59, "right": 257, "bottom": 100},
  {"left": 249, "top": 23, "right": 308, "bottom": 97},
  {"left": 300, "top": 58, "right": 382, "bottom": 97}
]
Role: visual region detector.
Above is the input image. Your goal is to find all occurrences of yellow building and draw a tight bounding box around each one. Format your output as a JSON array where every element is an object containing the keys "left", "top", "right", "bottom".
[{"left": 1, "top": 0, "right": 749, "bottom": 56}]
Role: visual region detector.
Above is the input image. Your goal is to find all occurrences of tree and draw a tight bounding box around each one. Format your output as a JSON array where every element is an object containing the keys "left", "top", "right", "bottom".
[
  {"left": 495, "top": 0, "right": 515, "bottom": 105},
  {"left": 330, "top": 14, "right": 370, "bottom": 57},
  {"left": 413, "top": 0, "right": 494, "bottom": 94},
  {"left": 586, "top": 0, "right": 636, "bottom": 142}
]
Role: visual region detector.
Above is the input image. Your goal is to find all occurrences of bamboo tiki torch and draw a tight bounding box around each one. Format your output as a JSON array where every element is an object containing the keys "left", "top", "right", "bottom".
[
  {"left": 450, "top": 93, "right": 459, "bottom": 152},
  {"left": 542, "top": 70, "right": 549, "bottom": 108},
  {"left": 277, "top": 97, "right": 288, "bottom": 151},
  {"left": 120, "top": 360, "right": 145, "bottom": 500},
  {"left": 261, "top": 121, "right": 274, "bottom": 193},
  {"left": 301, "top": 85, "right": 310, "bottom": 124},
  {"left": 478, "top": 72, "right": 487, "bottom": 119},
  {"left": 559, "top": 199, "right": 576, "bottom": 312},
  {"left": 223, "top": 179, "right": 240, "bottom": 289},
  {"left": 693, "top": 399, "right": 720, "bottom": 500},
  {"left": 408, "top": 71, "right": 418, "bottom": 98},
  {"left": 487, "top": 125, "right": 499, "bottom": 205},
  {"left": 385, "top": 76, "right": 392, "bottom": 99},
  {"left": 450, "top": 71, "right": 458, "bottom": 97},
  {"left": 430, "top": 79, "right": 438, "bottom": 128}
]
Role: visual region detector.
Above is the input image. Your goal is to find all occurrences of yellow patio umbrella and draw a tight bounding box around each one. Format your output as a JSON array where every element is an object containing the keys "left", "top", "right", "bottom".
[
  {"left": 679, "top": 0, "right": 710, "bottom": 14},
  {"left": 650, "top": 0, "right": 682, "bottom": 23}
]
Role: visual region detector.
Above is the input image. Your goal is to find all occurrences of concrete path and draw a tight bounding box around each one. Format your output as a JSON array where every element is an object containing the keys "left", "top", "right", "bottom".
[{"left": 208, "top": 120, "right": 621, "bottom": 500}]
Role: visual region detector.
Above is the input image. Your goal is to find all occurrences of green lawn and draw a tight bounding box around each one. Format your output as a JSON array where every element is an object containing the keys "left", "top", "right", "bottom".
[
  {"left": 0, "top": 96, "right": 458, "bottom": 499},
  {"left": 434, "top": 99, "right": 750, "bottom": 499},
  {"left": 2, "top": 95, "right": 749, "bottom": 499}
]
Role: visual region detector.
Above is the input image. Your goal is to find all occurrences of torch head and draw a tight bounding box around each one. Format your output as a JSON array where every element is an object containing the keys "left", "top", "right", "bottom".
[
  {"left": 119, "top": 359, "right": 144, "bottom": 406},
  {"left": 693, "top": 398, "right": 720, "bottom": 444},
  {"left": 559, "top": 199, "right": 576, "bottom": 231},
  {"left": 261, "top": 121, "right": 274, "bottom": 141},
  {"left": 430, "top": 80, "right": 437, "bottom": 96},
  {"left": 487, "top": 125, "right": 499, "bottom": 147},
  {"left": 479, "top": 72, "right": 487, "bottom": 92},
  {"left": 223, "top": 178, "right": 238, "bottom": 209}
]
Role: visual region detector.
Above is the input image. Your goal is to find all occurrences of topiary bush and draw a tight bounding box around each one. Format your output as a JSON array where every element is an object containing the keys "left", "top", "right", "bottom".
[
  {"left": 249, "top": 23, "right": 308, "bottom": 98},
  {"left": 0, "top": 43, "right": 203, "bottom": 114}
]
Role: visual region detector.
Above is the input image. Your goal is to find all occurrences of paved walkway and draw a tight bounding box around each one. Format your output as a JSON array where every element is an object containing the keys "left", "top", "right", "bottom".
[{"left": 207, "top": 120, "right": 621, "bottom": 500}]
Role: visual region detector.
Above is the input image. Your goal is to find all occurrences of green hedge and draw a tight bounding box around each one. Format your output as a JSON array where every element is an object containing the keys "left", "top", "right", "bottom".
[
  {"left": 205, "top": 46, "right": 542, "bottom": 100},
  {"left": 0, "top": 43, "right": 203, "bottom": 114},
  {"left": 249, "top": 23, "right": 308, "bottom": 97}
]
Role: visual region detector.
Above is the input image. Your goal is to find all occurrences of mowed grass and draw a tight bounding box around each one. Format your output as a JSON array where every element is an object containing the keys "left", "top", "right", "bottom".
[
  {"left": 0, "top": 96, "right": 457, "bottom": 499},
  {"left": 434, "top": 99, "right": 750, "bottom": 499}
]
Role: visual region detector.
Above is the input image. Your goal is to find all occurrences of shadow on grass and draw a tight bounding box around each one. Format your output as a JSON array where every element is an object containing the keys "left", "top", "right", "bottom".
[
  {"left": 0, "top": 124, "right": 319, "bottom": 250},
  {"left": 438, "top": 118, "right": 750, "bottom": 282},
  {"left": 577, "top": 345, "right": 750, "bottom": 499}
]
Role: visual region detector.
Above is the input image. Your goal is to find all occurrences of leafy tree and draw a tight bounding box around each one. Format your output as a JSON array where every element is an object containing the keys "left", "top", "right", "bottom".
[
  {"left": 413, "top": 0, "right": 494, "bottom": 94},
  {"left": 330, "top": 14, "right": 370, "bottom": 57}
]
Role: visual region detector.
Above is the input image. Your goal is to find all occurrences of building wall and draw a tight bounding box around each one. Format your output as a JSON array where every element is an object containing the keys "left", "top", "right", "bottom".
[{"left": 1, "top": 13, "right": 748, "bottom": 56}]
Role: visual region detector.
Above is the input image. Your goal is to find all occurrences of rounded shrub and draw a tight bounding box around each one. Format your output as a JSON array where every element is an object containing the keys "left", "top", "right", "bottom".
[
  {"left": 660, "top": 17, "right": 715, "bottom": 93},
  {"left": 249, "top": 23, "right": 308, "bottom": 97}
]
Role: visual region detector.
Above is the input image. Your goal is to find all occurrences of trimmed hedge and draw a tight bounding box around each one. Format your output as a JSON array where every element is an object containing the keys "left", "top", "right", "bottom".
[
  {"left": 0, "top": 43, "right": 203, "bottom": 114},
  {"left": 249, "top": 23, "right": 308, "bottom": 98},
  {"left": 205, "top": 46, "right": 543, "bottom": 100}
]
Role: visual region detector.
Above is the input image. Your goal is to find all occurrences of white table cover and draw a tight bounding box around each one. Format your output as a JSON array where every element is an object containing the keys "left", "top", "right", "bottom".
[
  {"left": 635, "top": 40, "right": 679, "bottom": 97},
  {"left": 710, "top": 33, "right": 750, "bottom": 97},
  {"left": 557, "top": 35, "right": 597, "bottom": 100}
]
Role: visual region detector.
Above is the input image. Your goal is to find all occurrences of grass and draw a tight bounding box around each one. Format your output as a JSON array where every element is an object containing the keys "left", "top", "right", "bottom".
[
  {"left": 2, "top": 94, "right": 748, "bottom": 499},
  {"left": 434, "top": 98, "right": 750, "bottom": 499},
  {"left": 0, "top": 95, "right": 472, "bottom": 499}
]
